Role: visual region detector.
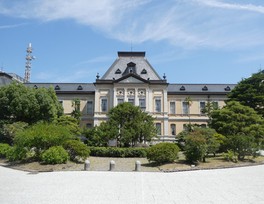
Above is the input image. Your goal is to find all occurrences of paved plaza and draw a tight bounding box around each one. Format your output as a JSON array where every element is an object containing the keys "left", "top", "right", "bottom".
[{"left": 0, "top": 165, "right": 263, "bottom": 204}]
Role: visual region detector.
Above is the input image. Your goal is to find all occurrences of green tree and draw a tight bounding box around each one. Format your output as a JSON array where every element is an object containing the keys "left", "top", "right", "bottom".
[
  {"left": 184, "top": 133, "right": 207, "bottom": 163},
  {"left": 71, "top": 98, "right": 81, "bottom": 122},
  {"left": 13, "top": 122, "right": 74, "bottom": 159},
  {"left": 83, "top": 122, "right": 115, "bottom": 147},
  {"left": 183, "top": 127, "right": 221, "bottom": 163},
  {"left": 107, "top": 102, "right": 156, "bottom": 147},
  {"left": 0, "top": 83, "right": 63, "bottom": 124},
  {"left": 227, "top": 70, "right": 264, "bottom": 117},
  {"left": 210, "top": 101, "right": 264, "bottom": 137},
  {"left": 1, "top": 121, "right": 28, "bottom": 144},
  {"left": 210, "top": 101, "right": 264, "bottom": 159},
  {"left": 55, "top": 115, "right": 81, "bottom": 136}
]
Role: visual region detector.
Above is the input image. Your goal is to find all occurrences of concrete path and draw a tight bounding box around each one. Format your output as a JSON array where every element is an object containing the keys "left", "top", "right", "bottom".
[{"left": 0, "top": 165, "right": 263, "bottom": 204}]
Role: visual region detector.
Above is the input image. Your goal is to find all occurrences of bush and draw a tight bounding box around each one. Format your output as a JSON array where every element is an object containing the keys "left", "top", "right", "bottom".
[
  {"left": 184, "top": 133, "right": 207, "bottom": 163},
  {"left": 147, "top": 143, "right": 179, "bottom": 164},
  {"left": 0, "top": 143, "right": 12, "bottom": 158},
  {"left": 41, "top": 146, "right": 69, "bottom": 164},
  {"left": 89, "top": 147, "right": 147, "bottom": 158},
  {"left": 14, "top": 122, "right": 73, "bottom": 157},
  {"left": 6, "top": 146, "right": 28, "bottom": 162},
  {"left": 223, "top": 150, "right": 238, "bottom": 163},
  {"left": 63, "top": 140, "right": 90, "bottom": 162}
]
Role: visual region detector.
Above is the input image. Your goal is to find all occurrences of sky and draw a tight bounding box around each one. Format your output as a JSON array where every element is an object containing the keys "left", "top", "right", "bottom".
[{"left": 0, "top": 0, "right": 264, "bottom": 84}]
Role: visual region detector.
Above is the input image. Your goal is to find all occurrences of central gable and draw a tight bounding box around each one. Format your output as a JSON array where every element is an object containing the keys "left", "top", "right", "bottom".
[
  {"left": 101, "top": 51, "right": 162, "bottom": 81},
  {"left": 118, "top": 76, "right": 144, "bottom": 83}
]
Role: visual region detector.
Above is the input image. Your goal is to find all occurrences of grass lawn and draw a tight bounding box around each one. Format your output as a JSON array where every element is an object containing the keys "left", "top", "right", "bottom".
[{"left": 0, "top": 152, "right": 264, "bottom": 172}]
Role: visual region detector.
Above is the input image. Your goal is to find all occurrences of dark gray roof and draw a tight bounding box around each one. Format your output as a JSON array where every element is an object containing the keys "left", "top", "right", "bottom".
[
  {"left": 25, "top": 83, "right": 95, "bottom": 93},
  {"left": 168, "top": 84, "right": 236, "bottom": 94},
  {"left": 101, "top": 51, "right": 162, "bottom": 80},
  {"left": 0, "top": 72, "right": 24, "bottom": 85}
]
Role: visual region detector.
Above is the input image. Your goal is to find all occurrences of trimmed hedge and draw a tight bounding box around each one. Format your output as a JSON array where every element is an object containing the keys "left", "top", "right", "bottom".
[
  {"left": 63, "top": 140, "right": 90, "bottom": 162},
  {"left": 147, "top": 143, "right": 180, "bottom": 164},
  {"left": 89, "top": 147, "right": 147, "bottom": 158},
  {"left": 41, "top": 146, "right": 69, "bottom": 164}
]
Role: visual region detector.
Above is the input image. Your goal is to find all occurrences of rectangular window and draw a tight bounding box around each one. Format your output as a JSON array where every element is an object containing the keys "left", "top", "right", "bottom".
[
  {"left": 139, "top": 98, "right": 146, "bottom": 110},
  {"left": 170, "top": 101, "right": 176, "bottom": 114},
  {"left": 171, "top": 124, "right": 176, "bottom": 135},
  {"left": 87, "top": 101, "right": 93, "bottom": 114},
  {"left": 212, "top": 101, "right": 219, "bottom": 109},
  {"left": 200, "top": 101, "right": 206, "bottom": 114},
  {"left": 86, "top": 123, "right": 93, "bottom": 128},
  {"left": 155, "top": 99, "right": 161, "bottom": 112},
  {"left": 156, "top": 123, "right": 161, "bottom": 135},
  {"left": 117, "top": 98, "right": 124, "bottom": 105},
  {"left": 128, "top": 98, "right": 134, "bottom": 105},
  {"left": 101, "top": 99, "right": 108, "bottom": 112},
  {"left": 182, "top": 102, "right": 189, "bottom": 114}
]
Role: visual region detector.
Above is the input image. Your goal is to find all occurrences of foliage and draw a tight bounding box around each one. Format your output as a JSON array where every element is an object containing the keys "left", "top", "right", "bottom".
[
  {"left": 227, "top": 70, "right": 264, "bottom": 117},
  {"left": 6, "top": 146, "right": 28, "bottom": 162},
  {"left": 225, "top": 134, "right": 256, "bottom": 160},
  {"left": 1, "top": 122, "right": 28, "bottom": 144},
  {"left": 40, "top": 146, "right": 69, "bottom": 164},
  {"left": 107, "top": 102, "right": 156, "bottom": 147},
  {"left": 63, "top": 140, "right": 90, "bottom": 161},
  {"left": 0, "top": 83, "right": 63, "bottom": 124},
  {"left": 89, "top": 147, "right": 147, "bottom": 158},
  {"left": 71, "top": 98, "right": 81, "bottom": 122},
  {"left": 14, "top": 122, "right": 73, "bottom": 158},
  {"left": 184, "top": 133, "right": 207, "bottom": 163},
  {"left": 82, "top": 122, "right": 115, "bottom": 147},
  {"left": 0, "top": 143, "right": 12, "bottom": 158},
  {"left": 147, "top": 143, "right": 179, "bottom": 164},
  {"left": 55, "top": 115, "right": 81, "bottom": 136},
  {"left": 223, "top": 150, "right": 238, "bottom": 163},
  {"left": 211, "top": 101, "right": 264, "bottom": 136}
]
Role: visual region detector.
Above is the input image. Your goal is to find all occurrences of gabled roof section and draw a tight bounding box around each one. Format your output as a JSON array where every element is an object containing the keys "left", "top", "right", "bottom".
[
  {"left": 101, "top": 51, "right": 162, "bottom": 81},
  {"left": 168, "top": 84, "right": 236, "bottom": 94},
  {"left": 114, "top": 73, "right": 149, "bottom": 84},
  {"left": 25, "top": 83, "right": 95, "bottom": 93}
]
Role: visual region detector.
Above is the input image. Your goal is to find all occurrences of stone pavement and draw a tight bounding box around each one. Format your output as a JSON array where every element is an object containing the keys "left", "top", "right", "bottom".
[{"left": 0, "top": 165, "right": 263, "bottom": 204}]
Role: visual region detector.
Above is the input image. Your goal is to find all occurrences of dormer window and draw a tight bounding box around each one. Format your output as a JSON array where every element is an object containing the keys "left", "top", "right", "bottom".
[
  {"left": 77, "top": 85, "right": 83, "bottom": 90},
  {"left": 202, "top": 86, "right": 208, "bottom": 91},
  {"left": 141, "top": 69, "right": 147, "bottom": 74},
  {"left": 129, "top": 68, "right": 133, "bottom": 73},
  {"left": 115, "top": 69, "right": 121, "bottom": 74},
  {"left": 180, "top": 86, "right": 185, "bottom": 91},
  {"left": 224, "top": 86, "right": 231, "bottom": 91},
  {"left": 55, "top": 85, "right": 60, "bottom": 90}
]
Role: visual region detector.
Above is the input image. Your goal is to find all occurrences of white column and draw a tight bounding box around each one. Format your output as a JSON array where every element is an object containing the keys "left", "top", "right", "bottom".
[{"left": 135, "top": 88, "right": 139, "bottom": 106}]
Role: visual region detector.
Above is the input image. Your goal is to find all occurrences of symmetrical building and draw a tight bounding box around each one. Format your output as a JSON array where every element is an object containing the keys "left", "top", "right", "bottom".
[{"left": 0, "top": 51, "right": 235, "bottom": 140}]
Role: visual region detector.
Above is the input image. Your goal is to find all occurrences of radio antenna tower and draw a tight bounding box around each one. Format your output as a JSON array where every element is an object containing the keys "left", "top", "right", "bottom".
[{"left": 24, "top": 43, "right": 35, "bottom": 82}]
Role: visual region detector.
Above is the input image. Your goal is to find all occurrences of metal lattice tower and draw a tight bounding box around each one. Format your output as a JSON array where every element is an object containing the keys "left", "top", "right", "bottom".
[{"left": 24, "top": 43, "right": 35, "bottom": 82}]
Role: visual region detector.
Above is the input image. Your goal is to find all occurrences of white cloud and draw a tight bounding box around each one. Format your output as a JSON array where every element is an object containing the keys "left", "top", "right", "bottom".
[
  {"left": 0, "top": 23, "right": 27, "bottom": 29},
  {"left": 0, "top": 0, "right": 264, "bottom": 50},
  {"left": 195, "top": 0, "right": 264, "bottom": 14}
]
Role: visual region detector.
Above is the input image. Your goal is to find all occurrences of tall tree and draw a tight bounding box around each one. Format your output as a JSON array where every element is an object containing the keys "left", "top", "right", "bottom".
[
  {"left": 227, "top": 70, "right": 264, "bottom": 117},
  {"left": 107, "top": 102, "right": 156, "bottom": 147},
  {"left": 0, "top": 83, "right": 63, "bottom": 124}
]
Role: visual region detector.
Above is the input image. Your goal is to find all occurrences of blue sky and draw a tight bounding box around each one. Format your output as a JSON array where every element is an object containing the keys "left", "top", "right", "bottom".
[{"left": 0, "top": 0, "right": 264, "bottom": 84}]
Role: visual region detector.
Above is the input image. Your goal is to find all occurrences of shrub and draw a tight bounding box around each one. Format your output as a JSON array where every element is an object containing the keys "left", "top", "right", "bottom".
[
  {"left": 223, "top": 150, "right": 238, "bottom": 163},
  {"left": 147, "top": 143, "right": 179, "bottom": 164},
  {"left": 89, "top": 147, "right": 147, "bottom": 158},
  {"left": 63, "top": 140, "right": 90, "bottom": 162},
  {"left": 0, "top": 143, "right": 12, "bottom": 158},
  {"left": 14, "top": 122, "right": 73, "bottom": 157},
  {"left": 6, "top": 146, "right": 28, "bottom": 162},
  {"left": 40, "top": 146, "right": 69, "bottom": 164}
]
